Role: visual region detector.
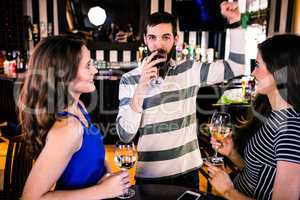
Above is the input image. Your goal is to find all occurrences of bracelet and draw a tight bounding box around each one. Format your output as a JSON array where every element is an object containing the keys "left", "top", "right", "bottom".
[{"left": 227, "top": 21, "right": 241, "bottom": 29}]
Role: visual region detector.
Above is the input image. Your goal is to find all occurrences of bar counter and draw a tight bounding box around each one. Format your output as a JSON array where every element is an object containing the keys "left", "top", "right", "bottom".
[{"left": 109, "top": 184, "right": 225, "bottom": 200}]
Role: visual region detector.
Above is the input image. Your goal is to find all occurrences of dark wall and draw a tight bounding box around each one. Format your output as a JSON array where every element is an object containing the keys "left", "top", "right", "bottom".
[
  {"left": 58, "top": 0, "right": 150, "bottom": 40},
  {"left": 0, "top": 0, "right": 26, "bottom": 51}
]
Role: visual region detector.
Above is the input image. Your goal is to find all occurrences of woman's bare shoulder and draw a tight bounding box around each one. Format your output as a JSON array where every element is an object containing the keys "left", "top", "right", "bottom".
[{"left": 46, "top": 116, "right": 83, "bottom": 154}]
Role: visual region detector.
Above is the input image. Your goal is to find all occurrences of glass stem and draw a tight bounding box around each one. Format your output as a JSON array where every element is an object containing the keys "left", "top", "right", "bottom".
[{"left": 213, "top": 147, "right": 218, "bottom": 158}]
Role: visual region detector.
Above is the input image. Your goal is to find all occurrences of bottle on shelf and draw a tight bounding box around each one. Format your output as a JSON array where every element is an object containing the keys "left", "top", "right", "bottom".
[{"left": 0, "top": 51, "right": 5, "bottom": 74}]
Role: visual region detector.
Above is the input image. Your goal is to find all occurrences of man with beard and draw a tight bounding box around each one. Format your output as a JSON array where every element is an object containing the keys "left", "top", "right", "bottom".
[{"left": 116, "top": 1, "right": 245, "bottom": 189}]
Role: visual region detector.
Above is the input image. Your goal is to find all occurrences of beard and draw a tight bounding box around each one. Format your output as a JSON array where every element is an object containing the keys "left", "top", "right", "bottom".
[{"left": 148, "top": 44, "right": 176, "bottom": 65}]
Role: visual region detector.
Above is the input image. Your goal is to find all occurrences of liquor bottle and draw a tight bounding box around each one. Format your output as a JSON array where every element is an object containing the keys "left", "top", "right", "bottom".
[
  {"left": 0, "top": 51, "right": 5, "bottom": 74},
  {"left": 241, "top": 8, "right": 268, "bottom": 29},
  {"left": 32, "top": 24, "right": 40, "bottom": 44}
]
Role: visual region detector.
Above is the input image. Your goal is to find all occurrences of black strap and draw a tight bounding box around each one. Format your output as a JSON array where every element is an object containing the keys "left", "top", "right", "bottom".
[{"left": 227, "top": 20, "right": 241, "bottom": 29}]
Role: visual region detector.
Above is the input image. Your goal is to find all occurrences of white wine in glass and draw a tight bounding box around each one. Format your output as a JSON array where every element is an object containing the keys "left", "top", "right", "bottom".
[
  {"left": 114, "top": 141, "right": 136, "bottom": 199},
  {"left": 206, "top": 112, "right": 232, "bottom": 167}
]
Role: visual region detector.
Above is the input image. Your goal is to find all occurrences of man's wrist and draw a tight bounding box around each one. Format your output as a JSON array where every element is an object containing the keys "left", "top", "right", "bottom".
[{"left": 130, "top": 83, "right": 147, "bottom": 113}]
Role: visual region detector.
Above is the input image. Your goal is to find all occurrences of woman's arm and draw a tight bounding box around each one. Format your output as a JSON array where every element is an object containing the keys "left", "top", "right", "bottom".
[
  {"left": 227, "top": 149, "right": 245, "bottom": 171},
  {"left": 272, "top": 161, "right": 300, "bottom": 200},
  {"left": 22, "top": 118, "right": 130, "bottom": 200},
  {"left": 207, "top": 165, "right": 253, "bottom": 200}
]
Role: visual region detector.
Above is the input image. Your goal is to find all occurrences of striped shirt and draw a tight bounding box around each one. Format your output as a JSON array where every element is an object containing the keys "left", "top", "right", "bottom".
[
  {"left": 116, "top": 28, "right": 246, "bottom": 180},
  {"left": 234, "top": 108, "right": 300, "bottom": 200}
]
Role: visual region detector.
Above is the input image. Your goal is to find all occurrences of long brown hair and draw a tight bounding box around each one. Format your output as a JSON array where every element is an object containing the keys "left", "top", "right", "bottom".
[
  {"left": 18, "top": 35, "right": 86, "bottom": 158},
  {"left": 234, "top": 95, "right": 271, "bottom": 156}
]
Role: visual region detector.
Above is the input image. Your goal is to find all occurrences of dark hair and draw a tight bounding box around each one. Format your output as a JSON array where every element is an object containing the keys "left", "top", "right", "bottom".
[
  {"left": 234, "top": 95, "right": 271, "bottom": 157},
  {"left": 18, "top": 35, "right": 86, "bottom": 158},
  {"left": 258, "top": 34, "right": 300, "bottom": 112},
  {"left": 144, "top": 12, "right": 177, "bottom": 37},
  {"left": 234, "top": 34, "right": 300, "bottom": 156}
]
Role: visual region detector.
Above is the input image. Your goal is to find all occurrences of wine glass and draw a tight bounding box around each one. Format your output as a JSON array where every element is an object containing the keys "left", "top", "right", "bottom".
[
  {"left": 114, "top": 140, "right": 137, "bottom": 199},
  {"left": 150, "top": 50, "right": 167, "bottom": 87},
  {"left": 206, "top": 112, "right": 232, "bottom": 167}
]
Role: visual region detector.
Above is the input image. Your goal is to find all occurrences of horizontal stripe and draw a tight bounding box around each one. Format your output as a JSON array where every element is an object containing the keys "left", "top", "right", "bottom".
[
  {"left": 168, "top": 60, "right": 194, "bottom": 76},
  {"left": 119, "top": 97, "right": 131, "bottom": 107},
  {"left": 135, "top": 166, "right": 200, "bottom": 181},
  {"left": 135, "top": 148, "right": 202, "bottom": 178},
  {"left": 120, "top": 60, "right": 193, "bottom": 85},
  {"left": 206, "top": 60, "right": 225, "bottom": 86},
  {"left": 200, "top": 62, "right": 210, "bottom": 86},
  {"left": 225, "top": 59, "right": 245, "bottom": 77},
  {"left": 139, "top": 113, "right": 197, "bottom": 135},
  {"left": 116, "top": 116, "right": 135, "bottom": 142},
  {"left": 223, "top": 60, "right": 235, "bottom": 80},
  {"left": 120, "top": 75, "right": 140, "bottom": 85},
  {"left": 138, "top": 139, "right": 199, "bottom": 162},
  {"left": 141, "top": 97, "right": 197, "bottom": 126},
  {"left": 138, "top": 123, "right": 197, "bottom": 151},
  {"left": 143, "top": 85, "right": 198, "bottom": 110},
  {"left": 119, "top": 85, "right": 199, "bottom": 109},
  {"left": 229, "top": 52, "right": 245, "bottom": 64}
]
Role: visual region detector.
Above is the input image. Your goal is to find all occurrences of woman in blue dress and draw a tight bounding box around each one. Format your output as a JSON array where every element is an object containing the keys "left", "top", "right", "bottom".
[{"left": 19, "top": 35, "right": 130, "bottom": 199}]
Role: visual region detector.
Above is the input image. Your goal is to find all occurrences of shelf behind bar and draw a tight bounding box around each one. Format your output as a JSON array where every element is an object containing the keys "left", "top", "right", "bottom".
[{"left": 86, "top": 40, "right": 140, "bottom": 51}]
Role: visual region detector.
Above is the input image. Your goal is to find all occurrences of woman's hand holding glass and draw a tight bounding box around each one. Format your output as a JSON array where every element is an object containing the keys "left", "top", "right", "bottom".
[
  {"left": 97, "top": 171, "right": 131, "bottom": 199},
  {"left": 207, "top": 164, "right": 235, "bottom": 197},
  {"left": 114, "top": 141, "right": 137, "bottom": 199},
  {"left": 205, "top": 112, "right": 232, "bottom": 167},
  {"left": 210, "top": 134, "right": 234, "bottom": 157}
]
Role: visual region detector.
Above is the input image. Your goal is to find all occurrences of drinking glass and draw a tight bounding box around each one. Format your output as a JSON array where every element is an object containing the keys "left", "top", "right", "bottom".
[
  {"left": 150, "top": 51, "right": 167, "bottom": 87},
  {"left": 114, "top": 141, "right": 137, "bottom": 199},
  {"left": 205, "top": 112, "right": 232, "bottom": 167}
]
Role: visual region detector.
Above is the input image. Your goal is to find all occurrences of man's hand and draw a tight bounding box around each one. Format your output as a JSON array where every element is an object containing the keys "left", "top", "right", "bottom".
[
  {"left": 220, "top": 1, "right": 241, "bottom": 24},
  {"left": 130, "top": 51, "right": 166, "bottom": 113},
  {"left": 138, "top": 51, "right": 166, "bottom": 91}
]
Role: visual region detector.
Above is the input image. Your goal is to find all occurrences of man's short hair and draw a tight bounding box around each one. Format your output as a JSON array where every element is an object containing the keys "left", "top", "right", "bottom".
[{"left": 144, "top": 12, "right": 177, "bottom": 37}]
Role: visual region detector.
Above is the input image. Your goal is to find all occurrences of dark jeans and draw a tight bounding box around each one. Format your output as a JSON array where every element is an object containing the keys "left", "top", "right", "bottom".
[{"left": 135, "top": 169, "right": 199, "bottom": 191}]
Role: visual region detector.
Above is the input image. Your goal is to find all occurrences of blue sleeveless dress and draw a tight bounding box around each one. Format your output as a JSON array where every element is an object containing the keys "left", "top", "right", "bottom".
[{"left": 55, "top": 103, "right": 106, "bottom": 190}]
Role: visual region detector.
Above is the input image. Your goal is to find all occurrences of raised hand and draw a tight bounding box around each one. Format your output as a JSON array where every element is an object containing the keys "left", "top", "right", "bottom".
[
  {"left": 220, "top": 1, "right": 241, "bottom": 24},
  {"left": 138, "top": 51, "right": 167, "bottom": 90}
]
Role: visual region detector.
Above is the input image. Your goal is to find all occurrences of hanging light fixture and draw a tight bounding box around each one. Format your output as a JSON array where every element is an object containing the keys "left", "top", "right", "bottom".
[
  {"left": 88, "top": 6, "right": 108, "bottom": 41},
  {"left": 88, "top": 6, "right": 107, "bottom": 26}
]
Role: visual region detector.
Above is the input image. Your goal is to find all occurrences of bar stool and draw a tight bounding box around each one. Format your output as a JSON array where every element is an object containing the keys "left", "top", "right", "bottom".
[{"left": 3, "top": 135, "right": 33, "bottom": 200}]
